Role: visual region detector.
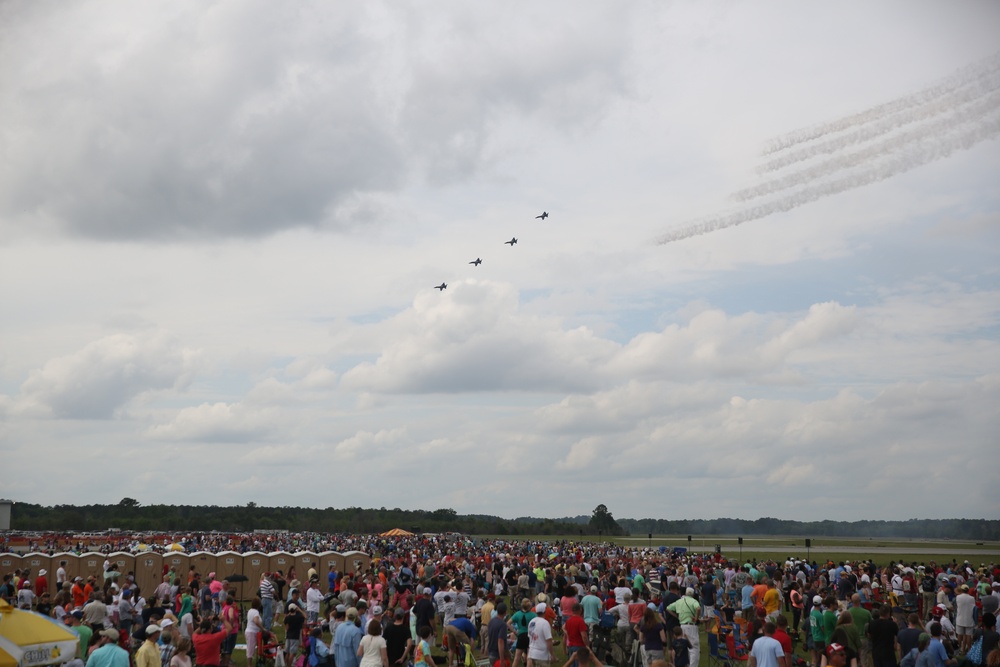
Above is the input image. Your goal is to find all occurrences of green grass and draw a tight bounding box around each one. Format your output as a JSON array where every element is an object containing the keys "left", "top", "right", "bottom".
[{"left": 223, "top": 608, "right": 814, "bottom": 667}]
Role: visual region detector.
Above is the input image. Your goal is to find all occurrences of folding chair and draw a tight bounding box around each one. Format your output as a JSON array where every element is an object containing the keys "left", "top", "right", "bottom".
[
  {"left": 708, "top": 633, "right": 731, "bottom": 667},
  {"left": 257, "top": 631, "right": 282, "bottom": 667},
  {"left": 725, "top": 633, "right": 748, "bottom": 667}
]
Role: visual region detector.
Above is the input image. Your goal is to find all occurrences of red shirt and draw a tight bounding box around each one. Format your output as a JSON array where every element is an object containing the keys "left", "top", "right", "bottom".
[
  {"left": 565, "top": 615, "right": 588, "bottom": 648},
  {"left": 193, "top": 630, "right": 227, "bottom": 667},
  {"left": 773, "top": 629, "right": 793, "bottom": 657}
]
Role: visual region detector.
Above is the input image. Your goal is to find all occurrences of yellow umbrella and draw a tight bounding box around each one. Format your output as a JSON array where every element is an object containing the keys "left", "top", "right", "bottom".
[
  {"left": 168, "top": 543, "right": 184, "bottom": 551},
  {"left": 0, "top": 600, "right": 78, "bottom": 667}
]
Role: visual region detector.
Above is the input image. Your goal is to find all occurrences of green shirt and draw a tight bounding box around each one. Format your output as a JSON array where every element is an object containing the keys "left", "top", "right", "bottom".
[
  {"left": 71, "top": 625, "right": 93, "bottom": 660},
  {"left": 848, "top": 606, "right": 871, "bottom": 636}
]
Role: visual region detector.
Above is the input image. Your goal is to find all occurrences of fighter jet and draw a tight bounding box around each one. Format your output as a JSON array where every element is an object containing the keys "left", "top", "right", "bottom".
[
  {"left": 536, "top": 211, "right": 548, "bottom": 220},
  {"left": 469, "top": 258, "right": 482, "bottom": 266},
  {"left": 434, "top": 283, "right": 447, "bottom": 291},
  {"left": 505, "top": 237, "right": 517, "bottom": 246}
]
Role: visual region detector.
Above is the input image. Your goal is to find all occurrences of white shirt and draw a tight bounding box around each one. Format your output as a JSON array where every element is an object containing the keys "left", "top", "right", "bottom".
[
  {"left": 306, "top": 587, "right": 323, "bottom": 614},
  {"left": 526, "top": 616, "right": 553, "bottom": 661}
]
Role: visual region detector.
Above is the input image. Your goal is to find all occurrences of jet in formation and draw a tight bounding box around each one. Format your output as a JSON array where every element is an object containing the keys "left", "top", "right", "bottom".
[
  {"left": 469, "top": 258, "right": 482, "bottom": 266},
  {"left": 434, "top": 283, "right": 447, "bottom": 291},
  {"left": 536, "top": 211, "right": 548, "bottom": 220},
  {"left": 505, "top": 237, "right": 517, "bottom": 246}
]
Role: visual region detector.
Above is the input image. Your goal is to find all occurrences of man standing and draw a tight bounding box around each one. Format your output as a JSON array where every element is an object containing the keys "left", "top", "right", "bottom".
[
  {"left": 564, "top": 602, "right": 590, "bottom": 666},
  {"left": 953, "top": 585, "right": 975, "bottom": 653},
  {"left": 306, "top": 579, "right": 323, "bottom": 624},
  {"left": 486, "top": 602, "right": 509, "bottom": 667},
  {"left": 867, "top": 605, "right": 899, "bottom": 667},
  {"left": 412, "top": 588, "right": 437, "bottom": 645},
  {"left": 259, "top": 573, "right": 275, "bottom": 630},
  {"left": 527, "top": 603, "right": 554, "bottom": 667},
  {"left": 582, "top": 586, "right": 603, "bottom": 630},
  {"left": 86, "top": 629, "right": 130, "bottom": 667},
  {"left": 135, "top": 625, "right": 162, "bottom": 667},
  {"left": 668, "top": 588, "right": 702, "bottom": 667},
  {"left": 384, "top": 608, "right": 414, "bottom": 667},
  {"left": 749, "top": 622, "right": 785, "bottom": 667}
]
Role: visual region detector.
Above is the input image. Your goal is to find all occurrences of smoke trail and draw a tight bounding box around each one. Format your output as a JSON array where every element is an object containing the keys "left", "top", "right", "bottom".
[
  {"left": 761, "top": 52, "right": 1000, "bottom": 156},
  {"left": 732, "top": 90, "right": 1000, "bottom": 202},
  {"left": 758, "top": 71, "right": 1000, "bottom": 173},
  {"left": 655, "top": 113, "right": 1000, "bottom": 244}
]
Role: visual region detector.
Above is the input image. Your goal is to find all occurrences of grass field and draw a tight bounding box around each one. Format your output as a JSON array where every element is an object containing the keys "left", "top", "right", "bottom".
[
  {"left": 481, "top": 534, "right": 1000, "bottom": 564},
  {"left": 221, "top": 607, "right": 817, "bottom": 667}
]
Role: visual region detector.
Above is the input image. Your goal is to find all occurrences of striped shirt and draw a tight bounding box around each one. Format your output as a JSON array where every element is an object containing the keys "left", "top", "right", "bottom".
[{"left": 259, "top": 579, "right": 275, "bottom": 600}]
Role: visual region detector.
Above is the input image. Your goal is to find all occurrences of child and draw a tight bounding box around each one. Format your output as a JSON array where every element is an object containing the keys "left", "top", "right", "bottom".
[
  {"left": 414, "top": 626, "right": 435, "bottom": 667},
  {"left": 670, "top": 627, "right": 693, "bottom": 667}
]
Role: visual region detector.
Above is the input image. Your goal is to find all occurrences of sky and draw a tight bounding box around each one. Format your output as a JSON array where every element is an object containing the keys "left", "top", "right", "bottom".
[{"left": 1, "top": 0, "right": 998, "bottom": 523}]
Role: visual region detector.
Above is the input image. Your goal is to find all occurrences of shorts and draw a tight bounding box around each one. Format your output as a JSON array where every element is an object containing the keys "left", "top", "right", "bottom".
[
  {"left": 516, "top": 634, "right": 529, "bottom": 651},
  {"left": 956, "top": 625, "right": 973, "bottom": 636},
  {"left": 221, "top": 634, "right": 237, "bottom": 655}
]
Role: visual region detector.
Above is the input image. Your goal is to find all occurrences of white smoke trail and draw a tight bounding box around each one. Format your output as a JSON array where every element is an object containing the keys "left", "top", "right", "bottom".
[
  {"left": 761, "top": 52, "right": 1000, "bottom": 156},
  {"left": 732, "top": 90, "right": 1000, "bottom": 202},
  {"left": 758, "top": 70, "right": 1000, "bottom": 173},
  {"left": 655, "top": 113, "right": 1000, "bottom": 244}
]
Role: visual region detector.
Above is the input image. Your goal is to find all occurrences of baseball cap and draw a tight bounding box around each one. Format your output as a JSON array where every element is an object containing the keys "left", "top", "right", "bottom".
[
  {"left": 346, "top": 608, "right": 359, "bottom": 619},
  {"left": 160, "top": 619, "right": 174, "bottom": 629},
  {"left": 827, "top": 643, "right": 845, "bottom": 656},
  {"left": 813, "top": 595, "right": 823, "bottom": 605},
  {"left": 288, "top": 603, "right": 298, "bottom": 611},
  {"left": 535, "top": 603, "right": 547, "bottom": 614},
  {"left": 591, "top": 585, "right": 598, "bottom": 592},
  {"left": 99, "top": 628, "right": 119, "bottom": 640},
  {"left": 336, "top": 604, "right": 346, "bottom": 613},
  {"left": 372, "top": 605, "right": 384, "bottom": 615},
  {"left": 146, "top": 625, "right": 162, "bottom": 636}
]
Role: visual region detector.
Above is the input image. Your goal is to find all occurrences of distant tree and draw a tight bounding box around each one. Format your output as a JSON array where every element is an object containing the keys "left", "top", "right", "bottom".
[
  {"left": 119, "top": 497, "right": 140, "bottom": 508},
  {"left": 588, "top": 504, "right": 624, "bottom": 536}
]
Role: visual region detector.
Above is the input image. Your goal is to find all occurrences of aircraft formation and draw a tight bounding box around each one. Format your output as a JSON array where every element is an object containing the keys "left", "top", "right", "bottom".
[{"left": 432, "top": 213, "right": 546, "bottom": 290}]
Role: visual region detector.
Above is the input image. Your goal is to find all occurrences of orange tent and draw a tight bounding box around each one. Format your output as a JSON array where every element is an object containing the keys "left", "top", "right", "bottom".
[{"left": 379, "top": 528, "right": 414, "bottom": 537}]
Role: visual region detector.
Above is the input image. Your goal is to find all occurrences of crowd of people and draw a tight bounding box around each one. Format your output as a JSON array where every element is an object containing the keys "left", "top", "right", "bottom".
[{"left": 1, "top": 532, "right": 998, "bottom": 667}]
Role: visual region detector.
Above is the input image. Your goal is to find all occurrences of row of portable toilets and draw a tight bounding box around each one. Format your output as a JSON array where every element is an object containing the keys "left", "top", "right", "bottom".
[{"left": 1, "top": 550, "right": 373, "bottom": 601}]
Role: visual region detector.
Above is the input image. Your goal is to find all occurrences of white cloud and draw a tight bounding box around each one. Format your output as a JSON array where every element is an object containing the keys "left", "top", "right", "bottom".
[
  {"left": 144, "top": 401, "right": 280, "bottom": 442},
  {"left": 16, "top": 332, "right": 199, "bottom": 419}
]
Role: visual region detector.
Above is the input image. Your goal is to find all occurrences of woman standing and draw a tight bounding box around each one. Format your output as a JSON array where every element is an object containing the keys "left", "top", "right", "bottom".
[
  {"left": 245, "top": 598, "right": 265, "bottom": 664},
  {"left": 358, "top": 620, "right": 389, "bottom": 667},
  {"left": 639, "top": 607, "right": 667, "bottom": 667}
]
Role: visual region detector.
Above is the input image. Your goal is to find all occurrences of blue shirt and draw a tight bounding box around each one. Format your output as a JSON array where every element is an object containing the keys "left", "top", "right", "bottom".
[
  {"left": 333, "top": 622, "right": 363, "bottom": 667},
  {"left": 928, "top": 639, "right": 949, "bottom": 667},
  {"left": 742, "top": 585, "right": 755, "bottom": 609},
  {"left": 86, "top": 644, "right": 130, "bottom": 667}
]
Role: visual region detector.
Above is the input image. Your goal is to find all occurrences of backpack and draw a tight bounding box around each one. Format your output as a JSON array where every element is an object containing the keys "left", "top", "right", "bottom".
[
  {"left": 921, "top": 577, "right": 936, "bottom": 593},
  {"left": 599, "top": 611, "right": 616, "bottom": 629},
  {"left": 903, "top": 579, "right": 912, "bottom": 592}
]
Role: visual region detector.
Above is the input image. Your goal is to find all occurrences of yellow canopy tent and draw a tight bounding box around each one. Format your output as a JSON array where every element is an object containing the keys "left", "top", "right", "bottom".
[
  {"left": 379, "top": 528, "right": 414, "bottom": 537},
  {"left": 0, "top": 600, "right": 78, "bottom": 667}
]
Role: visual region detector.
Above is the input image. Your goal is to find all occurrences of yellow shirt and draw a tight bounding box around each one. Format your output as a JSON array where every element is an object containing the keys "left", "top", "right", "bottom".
[
  {"left": 135, "top": 640, "right": 160, "bottom": 667},
  {"left": 763, "top": 588, "right": 781, "bottom": 614}
]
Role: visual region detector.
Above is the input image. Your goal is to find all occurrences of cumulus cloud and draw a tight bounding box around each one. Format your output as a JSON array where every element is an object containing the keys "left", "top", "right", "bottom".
[
  {"left": 17, "top": 332, "right": 198, "bottom": 419},
  {"left": 341, "top": 280, "right": 617, "bottom": 393},
  {"left": 342, "top": 282, "right": 864, "bottom": 393},
  {"left": 144, "top": 401, "right": 280, "bottom": 442}
]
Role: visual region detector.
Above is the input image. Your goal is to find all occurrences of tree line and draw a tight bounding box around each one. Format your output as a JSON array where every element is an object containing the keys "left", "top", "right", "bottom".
[{"left": 7, "top": 501, "right": 997, "bottom": 540}]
